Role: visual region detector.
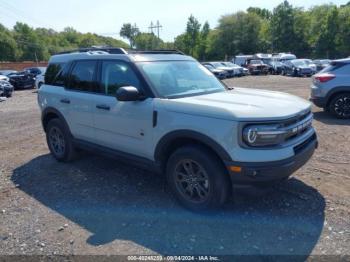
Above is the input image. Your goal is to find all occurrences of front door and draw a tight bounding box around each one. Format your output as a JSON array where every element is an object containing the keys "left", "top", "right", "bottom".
[{"left": 92, "top": 60, "right": 154, "bottom": 160}]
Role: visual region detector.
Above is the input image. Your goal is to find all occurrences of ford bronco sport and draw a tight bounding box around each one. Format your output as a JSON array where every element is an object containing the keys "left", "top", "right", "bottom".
[{"left": 38, "top": 48, "right": 318, "bottom": 211}]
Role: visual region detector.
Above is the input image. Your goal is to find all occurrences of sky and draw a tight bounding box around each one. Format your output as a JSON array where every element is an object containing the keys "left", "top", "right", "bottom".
[{"left": 0, "top": 0, "right": 347, "bottom": 42}]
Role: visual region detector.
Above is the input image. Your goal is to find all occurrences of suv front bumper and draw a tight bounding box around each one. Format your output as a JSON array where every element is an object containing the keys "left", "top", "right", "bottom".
[{"left": 225, "top": 133, "right": 318, "bottom": 185}]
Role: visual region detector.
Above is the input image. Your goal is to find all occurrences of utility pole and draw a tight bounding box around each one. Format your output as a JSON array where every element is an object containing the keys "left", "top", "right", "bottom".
[{"left": 149, "top": 20, "right": 162, "bottom": 39}]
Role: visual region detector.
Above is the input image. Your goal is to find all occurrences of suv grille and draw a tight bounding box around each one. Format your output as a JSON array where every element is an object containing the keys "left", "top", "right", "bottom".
[{"left": 280, "top": 110, "right": 313, "bottom": 142}]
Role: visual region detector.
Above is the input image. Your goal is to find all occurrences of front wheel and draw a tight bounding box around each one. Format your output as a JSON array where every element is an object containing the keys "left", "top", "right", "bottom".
[
  {"left": 166, "top": 145, "right": 231, "bottom": 211},
  {"left": 329, "top": 93, "right": 350, "bottom": 119}
]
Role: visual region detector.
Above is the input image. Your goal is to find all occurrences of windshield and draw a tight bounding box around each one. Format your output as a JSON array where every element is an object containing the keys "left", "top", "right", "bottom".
[
  {"left": 292, "top": 60, "right": 307, "bottom": 67},
  {"left": 211, "top": 62, "right": 224, "bottom": 68},
  {"left": 250, "top": 60, "right": 263, "bottom": 64},
  {"left": 138, "top": 61, "right": 226, "bottom": 98}
]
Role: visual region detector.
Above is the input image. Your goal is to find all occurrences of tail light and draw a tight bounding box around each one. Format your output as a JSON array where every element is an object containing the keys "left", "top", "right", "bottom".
[{"left": 314, "top": 73, "right": 335, "bottom": 83}]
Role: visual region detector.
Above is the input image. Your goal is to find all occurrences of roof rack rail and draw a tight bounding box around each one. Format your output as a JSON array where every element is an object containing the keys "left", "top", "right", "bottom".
[
  {"left": 128, "top": 49, "right": 185, "bottom": 55},
  {"left": 56, "top": 47, "right": 128, "bottom": 55}
]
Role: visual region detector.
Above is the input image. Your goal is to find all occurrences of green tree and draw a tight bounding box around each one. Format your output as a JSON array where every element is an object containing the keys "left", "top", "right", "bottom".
[
  {"left": 184, "top": 15, "right": 201, "bottom": 56},
  {"left": 13, "top": 22, "right": 46, "bottom": 61},
  {"left": 197, "top": 21, "right": 210, "bottom": 61},
  {"left": 119, "top": 23, "right": 139, "bottom": 48},
  {"left": 247, "top": 7, "right": 272, "bottom": 19},
  {"left": 0, "top": 24, "right": 18, "bottom": 61},
  {"left": 270, "top": 1, "right": 296, "bottom": 52},
  {"left": 134, "top": 33, "right": 163, "bottom": 50}
]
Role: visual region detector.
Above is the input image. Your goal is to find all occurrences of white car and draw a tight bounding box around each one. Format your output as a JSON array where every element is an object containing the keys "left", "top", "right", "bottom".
[
  {"left": 38, "top": 49, "right": 318, "bottom": 211},
  {"left": 35, "top": 74, "right": 45, "bottom": 89},
  {"left": 34, "top": 68, "right": 47, "bottom": 89},
  {"left": 221, "top": 62, "right": 245, "bottom": 76},
  {"left": 302, "top": 59, "right": 317, "bottom": 74}
]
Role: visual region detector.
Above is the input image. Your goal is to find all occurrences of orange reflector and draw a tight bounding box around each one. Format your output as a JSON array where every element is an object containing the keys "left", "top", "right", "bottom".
[{"left": 229, "top": 166, "right": 242, "bottom": 173}]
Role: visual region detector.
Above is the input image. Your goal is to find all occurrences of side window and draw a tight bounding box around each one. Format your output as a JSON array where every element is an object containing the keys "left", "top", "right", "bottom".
[
  {"left": 68, "top": 61, "right": 97, "bottom": 92},
  {"left": 45, "top": 63, "right": 65, "bottom": 85},
  {"left": 101, "top": 61, "right": 141, "bottom": 95}
]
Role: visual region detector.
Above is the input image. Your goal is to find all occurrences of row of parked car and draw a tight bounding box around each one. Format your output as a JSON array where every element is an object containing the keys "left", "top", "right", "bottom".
[
  {"left": 232, "top": 53, "right": 331, "bottom": 77},
  {"left": 0, "top": 67, "right": 46, "bottom": 98},
  {"left": 202, "top": 62, "right": 249, "bottom": 79}
]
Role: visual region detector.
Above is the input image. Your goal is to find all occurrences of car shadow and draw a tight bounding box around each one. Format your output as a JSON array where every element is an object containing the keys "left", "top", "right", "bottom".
[
  {"left": 12, "top": 154, "right": 325, "bottom": 256},
  {"left": 313, "top": 111, "right": 350, "bottom": 126}
]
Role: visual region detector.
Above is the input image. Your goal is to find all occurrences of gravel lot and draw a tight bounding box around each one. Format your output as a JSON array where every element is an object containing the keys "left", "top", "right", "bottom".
[{"left": 0, "top": 75, "right": 349, "bottom": 258}]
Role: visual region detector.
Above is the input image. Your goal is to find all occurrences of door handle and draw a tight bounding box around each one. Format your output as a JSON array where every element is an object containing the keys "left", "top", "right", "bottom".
[
  {"left": 60, "top": 98, "right": 70, "bottom": 104},
  {"left": 96, "top": 104, "right": 110, "bottom": 111}
]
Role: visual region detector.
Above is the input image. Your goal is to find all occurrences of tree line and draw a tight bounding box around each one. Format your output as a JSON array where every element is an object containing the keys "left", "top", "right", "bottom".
[{"left": 0, "top": 1, "right": 349, "bottom": 62}]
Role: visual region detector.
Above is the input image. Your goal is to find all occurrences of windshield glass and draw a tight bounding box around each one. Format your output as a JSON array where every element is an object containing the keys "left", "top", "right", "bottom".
[
  {"left": 292, "top": 60, "right": 307, "bottom": 67},
  {"left": 211, "top": 62, "right": 223, "bottom": 68},
  {"left": 138, "top": 61, "right": 226, "bottom": 98},
  {"left": 250, "top": 60, "right": 262, "bottom": 64}
]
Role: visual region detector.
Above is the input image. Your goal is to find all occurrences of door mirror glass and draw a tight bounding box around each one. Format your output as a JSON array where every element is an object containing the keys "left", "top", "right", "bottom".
[{"left": 116, "top": 86, "right": 141, "bottom": 101}]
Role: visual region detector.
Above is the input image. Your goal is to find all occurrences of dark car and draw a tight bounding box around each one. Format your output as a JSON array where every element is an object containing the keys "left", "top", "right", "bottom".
[
  {"left": 246, "top": 59, "right": 269, "bottom": 75},
  {"left": 203, "top": 64, "right": 228, "bottom": 79},
  {"left": 0, "top": 80, "right": 14, "bottom": 97},
  {"left": 8, "top": 71, "right": 36, "bottom": 89},
  {"left": 283, "top": 59, "right": 313, "bottom": 77},
  {"left": 313, "top": 59, "right": 331, "bottom": 72},
  {"left": 24, "top": 67, "right": 47, "bottom": 77},
  {"left": 267, "top": 60, "right": 285, "bottom": 75}
]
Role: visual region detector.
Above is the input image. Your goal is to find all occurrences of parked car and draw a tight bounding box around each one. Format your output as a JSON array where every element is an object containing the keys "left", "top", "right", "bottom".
[
  {"left": 0, "top": 74, "right": 9, "bottom": 82},
  {"left": 313, "top": 59, "right": 331, "bottom": 72},
  {"left": 202, "top": 62, "right": 234, "bottom": 77},
  {"left": 34, "top": 68, "right": 47, "bottom": 89},
  {"left": 0, "top": 80, "right": 14, "bottom": 97},
  {"left": 220, "top": 62, "right": 246, "bottom": 77},
  {"left": 233, "top": 55, "right": 254, "bottom": 67},
  {"left": 8, "top": 71, "right": 36, "bottom": 89},
  {"left": 283, "top": 59, "right": 313, "bottom": 77},
  {"left": 203, "top": 64, "right": 228, "bottom": 80},
  {"left": 24, "top": 67, "right": 47, "bottom": 77},
  {"left": 246, "top": 59, "right": 269, "bottom": 75},
  {"left": 266, "top": 60, "right": 285, "bottom": 74},
  {"left": 274, "top": 53, "right": 297, "bottom": 62},
  {"left": 302, "top": 59, "right": 317, "bottom": 74},
  {"left": 310, "top": 58, "right": 350, "bottom": 119},
  {"left": 38, "top": 48, "right": 318, "bottom": 211}
]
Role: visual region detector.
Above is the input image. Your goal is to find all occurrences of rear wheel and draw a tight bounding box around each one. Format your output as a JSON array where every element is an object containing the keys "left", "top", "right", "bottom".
[
  {"left": 46, "top": 119, "right": 77, "bottom": 162},
  {"left": 329, "top": 93, "right": 350, "bottom": 119},
  {"left": 166, "top": 145, "right": 231, "bottom": 211}
]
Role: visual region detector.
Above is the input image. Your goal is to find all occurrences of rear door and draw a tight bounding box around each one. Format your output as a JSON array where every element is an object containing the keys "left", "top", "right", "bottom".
[{"left": 63, "top": 60, "right": 100, "bottom": 142}]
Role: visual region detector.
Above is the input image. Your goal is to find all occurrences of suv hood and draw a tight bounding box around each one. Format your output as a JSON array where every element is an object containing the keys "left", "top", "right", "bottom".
[{"left": 161, "top": 87, "right": 311, "bottom": 121}]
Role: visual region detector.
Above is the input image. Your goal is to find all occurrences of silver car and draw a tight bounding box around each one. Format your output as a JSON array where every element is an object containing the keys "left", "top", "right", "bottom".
[{"left": 310, "top": 58, "right": 350, "bottom": 119}]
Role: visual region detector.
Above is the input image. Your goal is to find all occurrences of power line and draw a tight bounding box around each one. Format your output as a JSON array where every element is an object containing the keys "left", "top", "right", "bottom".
[
  {"left": 0, "top": 0, "right": 53, "bottom": 28},
  {"left": 149, "top": 20, "right": 162, "bottom": 39}
]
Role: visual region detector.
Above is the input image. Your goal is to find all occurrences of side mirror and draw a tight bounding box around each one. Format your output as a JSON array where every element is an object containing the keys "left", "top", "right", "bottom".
[{"left": 116, "top": 86, "right": 142, "bottom": 102}]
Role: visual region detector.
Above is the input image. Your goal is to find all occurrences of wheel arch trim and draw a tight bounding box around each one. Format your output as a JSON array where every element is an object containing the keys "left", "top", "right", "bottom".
[{"left": 154, "top": 130, "right": 232, "bottom": 164}]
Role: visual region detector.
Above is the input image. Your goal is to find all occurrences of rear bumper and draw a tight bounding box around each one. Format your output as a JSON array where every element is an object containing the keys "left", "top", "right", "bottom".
[
  {"left": 225, "top": 133, "right": 318, "bottom": 185},
  {"left": 310, "top": 97, "right": 327, "bottom": 108}
]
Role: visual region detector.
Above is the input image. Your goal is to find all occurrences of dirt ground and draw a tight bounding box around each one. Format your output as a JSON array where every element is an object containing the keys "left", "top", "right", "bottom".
[{"left": 0, "top": 75, "right": 349, "bottom": 258}]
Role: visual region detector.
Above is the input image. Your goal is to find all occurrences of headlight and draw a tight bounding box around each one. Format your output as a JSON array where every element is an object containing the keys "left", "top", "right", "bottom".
[
  {"left": 242, "top": 115, "right": 313, "bottom": 147},
  {"left": 243, "top": 125, "right": 285, "bottom": 147}
]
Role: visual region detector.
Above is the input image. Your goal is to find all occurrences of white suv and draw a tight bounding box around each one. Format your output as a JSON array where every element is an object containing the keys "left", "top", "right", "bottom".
[{"left": 38, "top": 48, "right": 318, "bottom": 210}]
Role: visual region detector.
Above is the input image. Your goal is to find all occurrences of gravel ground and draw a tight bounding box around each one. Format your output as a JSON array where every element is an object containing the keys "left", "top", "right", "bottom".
[{"left": 0, "top": 75, "right": 349, "bottom": 258}]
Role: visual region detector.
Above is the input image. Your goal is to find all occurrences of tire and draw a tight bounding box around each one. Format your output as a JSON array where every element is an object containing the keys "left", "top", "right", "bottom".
[
  {"left": 328, "top": 93, "right": 350, "bottom": 119},
  {"left": 46, "top": 118, "right": 77, "bottom": 162},
  {"left": 166, "top": 145, "right": 231, "bottom": 211}
]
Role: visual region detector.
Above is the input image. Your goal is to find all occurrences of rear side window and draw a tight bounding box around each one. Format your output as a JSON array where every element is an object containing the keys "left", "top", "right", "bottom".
[
  {"left": 68, "top": 61, "right": 97, "bottom": 92},
  {"left": 45, "top": 63, "right": 65, "bottom": 85},
  {"left": 101, "top": 61, "right": 140, "bottom": 95},
  {"left": 321, "top": 63, "right": 348, "bottom": 74}
]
